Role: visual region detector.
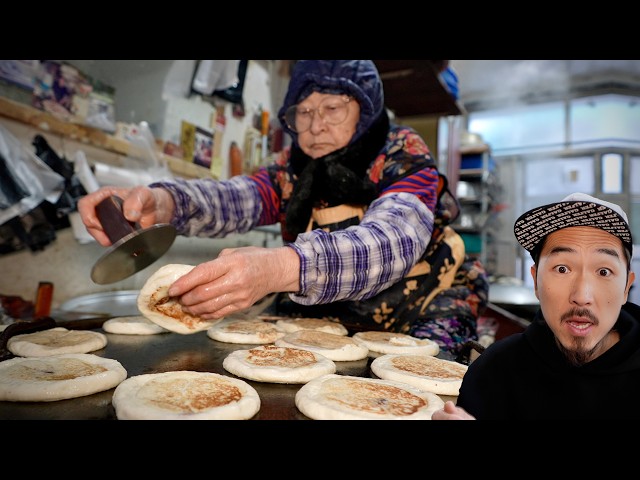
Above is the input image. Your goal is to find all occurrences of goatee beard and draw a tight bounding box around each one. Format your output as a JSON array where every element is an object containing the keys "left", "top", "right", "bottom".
[
  {"left": 554, "top": 336, "right": 598, "bottom": 366},
  {"left": 555, "top": 307, "right": 602, "bottom": 366}
]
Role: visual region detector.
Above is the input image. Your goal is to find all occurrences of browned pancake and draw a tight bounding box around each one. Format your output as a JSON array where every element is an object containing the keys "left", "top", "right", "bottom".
[
  {"left": 274, "top": 317, "right": 348, "bottom": 335},
  {"left": 295, "top": 374, "right": 444, "bottom": 420},
  {"left": 207, "top": 319, "right": 286, "bottom": 344},
  {"left": 370, "top": 354, "right": 468, "bottom": 396},
  {"left": 111, "top": 371, "right": 260, "bottom": 420},
  {"left": 0, "top": 354, "right": 127, "bottom": 402},
  {"left": 138, "top": 264, "right": 223, "bottom": 334},
  {"left": 222, "top": 345, "right": 336, "bottom": 384},
  {"left": 352, "top": 331, "right": 439, "bottom": 356},
  {"left": 275, "top": 330, "right": 369, "bottom": 361}
]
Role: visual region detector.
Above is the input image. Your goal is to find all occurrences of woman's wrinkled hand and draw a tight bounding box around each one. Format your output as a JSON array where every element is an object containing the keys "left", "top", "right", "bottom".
[
  {"left": 167, "top": 246, "right": 301, "bottom": 320},
  {"left": 431, "top": 400, "right": 476, "bottom": 420},
  {"left": 77, "top": 185, "right": 174, "bottom": 246}
]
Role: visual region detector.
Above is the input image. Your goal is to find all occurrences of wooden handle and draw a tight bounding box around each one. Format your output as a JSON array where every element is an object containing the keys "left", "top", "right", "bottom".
[
  {"left": 34, "top": 282, "right": 53, "bottom": 318},
  {"left": 95, "top": 195, "right": 139, "bottom": 244}
]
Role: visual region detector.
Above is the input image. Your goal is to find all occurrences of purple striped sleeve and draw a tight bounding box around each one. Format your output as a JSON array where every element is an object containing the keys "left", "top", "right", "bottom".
[
  {"left": 149, "top": 176, "right": 263, "bottom": 237},
  {"left": 288, "top": 192, "right": 435, "bottom": 304}
]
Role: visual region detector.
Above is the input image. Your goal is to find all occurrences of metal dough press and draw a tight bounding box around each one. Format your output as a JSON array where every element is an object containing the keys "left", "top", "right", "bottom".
[{"left": 90, "top": 195, "right": 176, "bottom": 284}]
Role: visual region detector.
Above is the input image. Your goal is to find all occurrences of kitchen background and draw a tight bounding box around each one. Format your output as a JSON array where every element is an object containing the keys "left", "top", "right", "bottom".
[{"left": 1, "top": 60, "right": 639, "bottom": 316}]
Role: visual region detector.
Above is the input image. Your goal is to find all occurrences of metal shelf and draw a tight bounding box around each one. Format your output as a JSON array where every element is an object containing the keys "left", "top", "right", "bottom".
[{"left": 454, "top": 148, "right": 501, "bottom": 273}]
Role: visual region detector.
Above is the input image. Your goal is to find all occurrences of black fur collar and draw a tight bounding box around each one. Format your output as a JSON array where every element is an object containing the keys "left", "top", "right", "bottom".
[{"left": 285, "top": 110, "right": 390, "bottom": 237}]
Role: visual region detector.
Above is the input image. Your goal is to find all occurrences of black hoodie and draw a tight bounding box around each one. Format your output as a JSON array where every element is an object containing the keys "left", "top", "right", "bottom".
[{"left": 456, "top": 302, "right": 640, "bottom": 419}]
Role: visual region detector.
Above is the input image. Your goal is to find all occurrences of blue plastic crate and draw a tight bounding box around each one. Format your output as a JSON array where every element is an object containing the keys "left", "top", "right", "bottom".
[{"left": 460, "top": 153, "right": 495, "bottom": 171}]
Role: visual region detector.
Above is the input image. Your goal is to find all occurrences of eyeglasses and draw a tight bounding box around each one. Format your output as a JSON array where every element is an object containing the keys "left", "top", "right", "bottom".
[{"left": 284, "top": 95, "right": 351, "bottom": 133}]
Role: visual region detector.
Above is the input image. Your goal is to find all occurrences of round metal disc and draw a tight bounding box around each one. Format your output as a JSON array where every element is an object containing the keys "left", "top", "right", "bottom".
[{"left": 91, "top": 223, "right": 177, "bottom": 285}]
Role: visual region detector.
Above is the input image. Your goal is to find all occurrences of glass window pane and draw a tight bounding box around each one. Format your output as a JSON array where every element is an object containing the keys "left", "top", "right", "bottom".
[
  {"left": 631, "top": 157, "right": 640, "bottom": 247},
  {"left": 468, "top": 102, "right": 565, "bottom": 154},
  {"left": 571, "top": 94, "right": 640, "bottom": 147},
  {"left": 632, "top": 156, "right": 640, "bottom": 195},
  {"left": 601, "top": 153, "right": 623, "bottom": 194},
  {"left": 524, "top": 156, "right": 594, "bottom": 197},
  {"left": 630, "top": 200, "right": 640, "bottom": 250}
]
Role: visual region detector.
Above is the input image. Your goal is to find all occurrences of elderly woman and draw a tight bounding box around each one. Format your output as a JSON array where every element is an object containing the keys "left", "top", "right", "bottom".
[{"left": 78, "top": 60, "right": 488, "bottom": 356}]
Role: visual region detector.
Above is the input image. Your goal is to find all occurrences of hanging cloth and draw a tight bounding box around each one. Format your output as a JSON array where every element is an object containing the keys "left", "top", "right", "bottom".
[{"left": 191, "top": 60, "right": 240, "bottom": 96}]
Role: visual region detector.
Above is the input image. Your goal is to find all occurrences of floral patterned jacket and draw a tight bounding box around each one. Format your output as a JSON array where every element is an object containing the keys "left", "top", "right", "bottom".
[{"left": 151, "top": 124, "right": 488, "bottom": 355}]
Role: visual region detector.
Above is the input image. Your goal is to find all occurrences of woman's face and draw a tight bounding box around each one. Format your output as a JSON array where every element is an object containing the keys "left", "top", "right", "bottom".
[{"left": 295, "top": 92, "right": 361, "bottom": 159}]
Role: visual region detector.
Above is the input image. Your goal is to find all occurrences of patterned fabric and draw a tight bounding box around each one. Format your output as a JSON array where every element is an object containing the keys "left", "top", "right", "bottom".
[
  {"left": 289, "top": 192, "right": 436, "bottom": 302},
  {"left": 150, "top": 124, "right": 489, "bottom": 356},
  {"left": 150, "top": 175, "right": 263, "bottom": 237},
  {"left": 275, "top": 225, "right": 489, "bottom": 357},
  {"left": 264, "top": 125, "right": 488, "bottom": 355},
  {"left": 514, "top": 192, "right": 633, "bottom": 256},
  {"left": 408, "top": 257, "right": 488, "bottom": 355},
  {"left": 264, "top": 125, "right": 442, "bottom": 303}
]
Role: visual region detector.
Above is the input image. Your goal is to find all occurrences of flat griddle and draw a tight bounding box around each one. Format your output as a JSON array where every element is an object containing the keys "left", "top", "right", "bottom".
[
  {"left": 0, "top": 325, "right": 458, "bottom": 420},
  {"left": 0, "top": 328, "right": 367, "bottom": 420}
]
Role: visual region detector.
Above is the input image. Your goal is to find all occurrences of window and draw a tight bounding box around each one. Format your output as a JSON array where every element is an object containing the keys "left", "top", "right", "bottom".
[
  {"left": 465, "top": 92, "right": 640, "bottom": 284},
  {"left": 571, "top": 94, "right": 640, "bottom": 148},
  {"left": 525, "top": 156, "right": 594, "bottom": 197},
  {"left": 468, "top": 102, "right": 565, "bottom": 154},
  {"left": 601, "top": 153, "right": 623, "bottom": 194},
  {"left": 468, "top": 94, "right": 640, "bottom": 155}
]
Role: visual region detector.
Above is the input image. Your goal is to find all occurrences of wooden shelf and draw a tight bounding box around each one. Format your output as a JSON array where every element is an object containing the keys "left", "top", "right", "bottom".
[
  {"left": 0, "top": 96, "right": 216, "bottom": 180},
  {"left": 459, "top": 144, "right": 490, "bottom": 155},
  {"left": 0, "top": 96, "right": 129, "bottom": 153},
  {"left": 373, "top": 60, "right": 464, "bottom": 117},
  {"left": 459, "top": 168, "right": 484, "bottom": 177}
]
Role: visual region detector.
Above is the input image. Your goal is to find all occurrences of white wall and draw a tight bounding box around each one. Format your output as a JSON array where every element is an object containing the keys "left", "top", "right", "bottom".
[
  {"left": 65, "top": 59, "right": 288, "bottom": 181},
  {"left": 159, "top": 60, "right": 284, "bottom": 179},
  {"left": 0, "top": 60, "right": 289, "bottom": 307},
  {"left": 0, "top": 222, "right": 278, "bottom": 310},
  {"left": 65, "top": 60, "right": 173, "bottom": 135}
]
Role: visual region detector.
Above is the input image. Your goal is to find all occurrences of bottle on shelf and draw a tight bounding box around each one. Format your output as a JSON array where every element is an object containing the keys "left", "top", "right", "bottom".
[{"left": 229, "top": 141, "right": 243, "bottom": 177}]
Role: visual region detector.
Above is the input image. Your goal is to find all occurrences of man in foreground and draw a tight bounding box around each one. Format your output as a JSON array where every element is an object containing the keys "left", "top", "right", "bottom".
[{"left": 433, "top": 192, "right": 640, "bottom": 420}]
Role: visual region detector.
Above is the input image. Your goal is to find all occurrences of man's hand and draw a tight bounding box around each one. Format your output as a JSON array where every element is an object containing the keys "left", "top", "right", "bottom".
[{"left": 431, "top": 400, "right": 476, "bottom": 420}]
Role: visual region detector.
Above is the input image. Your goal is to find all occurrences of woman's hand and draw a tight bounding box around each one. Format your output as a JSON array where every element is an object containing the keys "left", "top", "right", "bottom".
[
  {"left": 431, "top": 400, "right": 476, "bottom": 420},
  {"left": 168, "top": 246, "right": 301, "bottom": 320},
  {"left": 77, "top": 186, "right": 174, "bottom": 246}
]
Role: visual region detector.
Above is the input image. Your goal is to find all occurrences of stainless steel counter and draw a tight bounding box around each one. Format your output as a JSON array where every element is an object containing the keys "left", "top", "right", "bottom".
[{"left": 0, "top": 329, "right": 456, "bottom": 420}]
